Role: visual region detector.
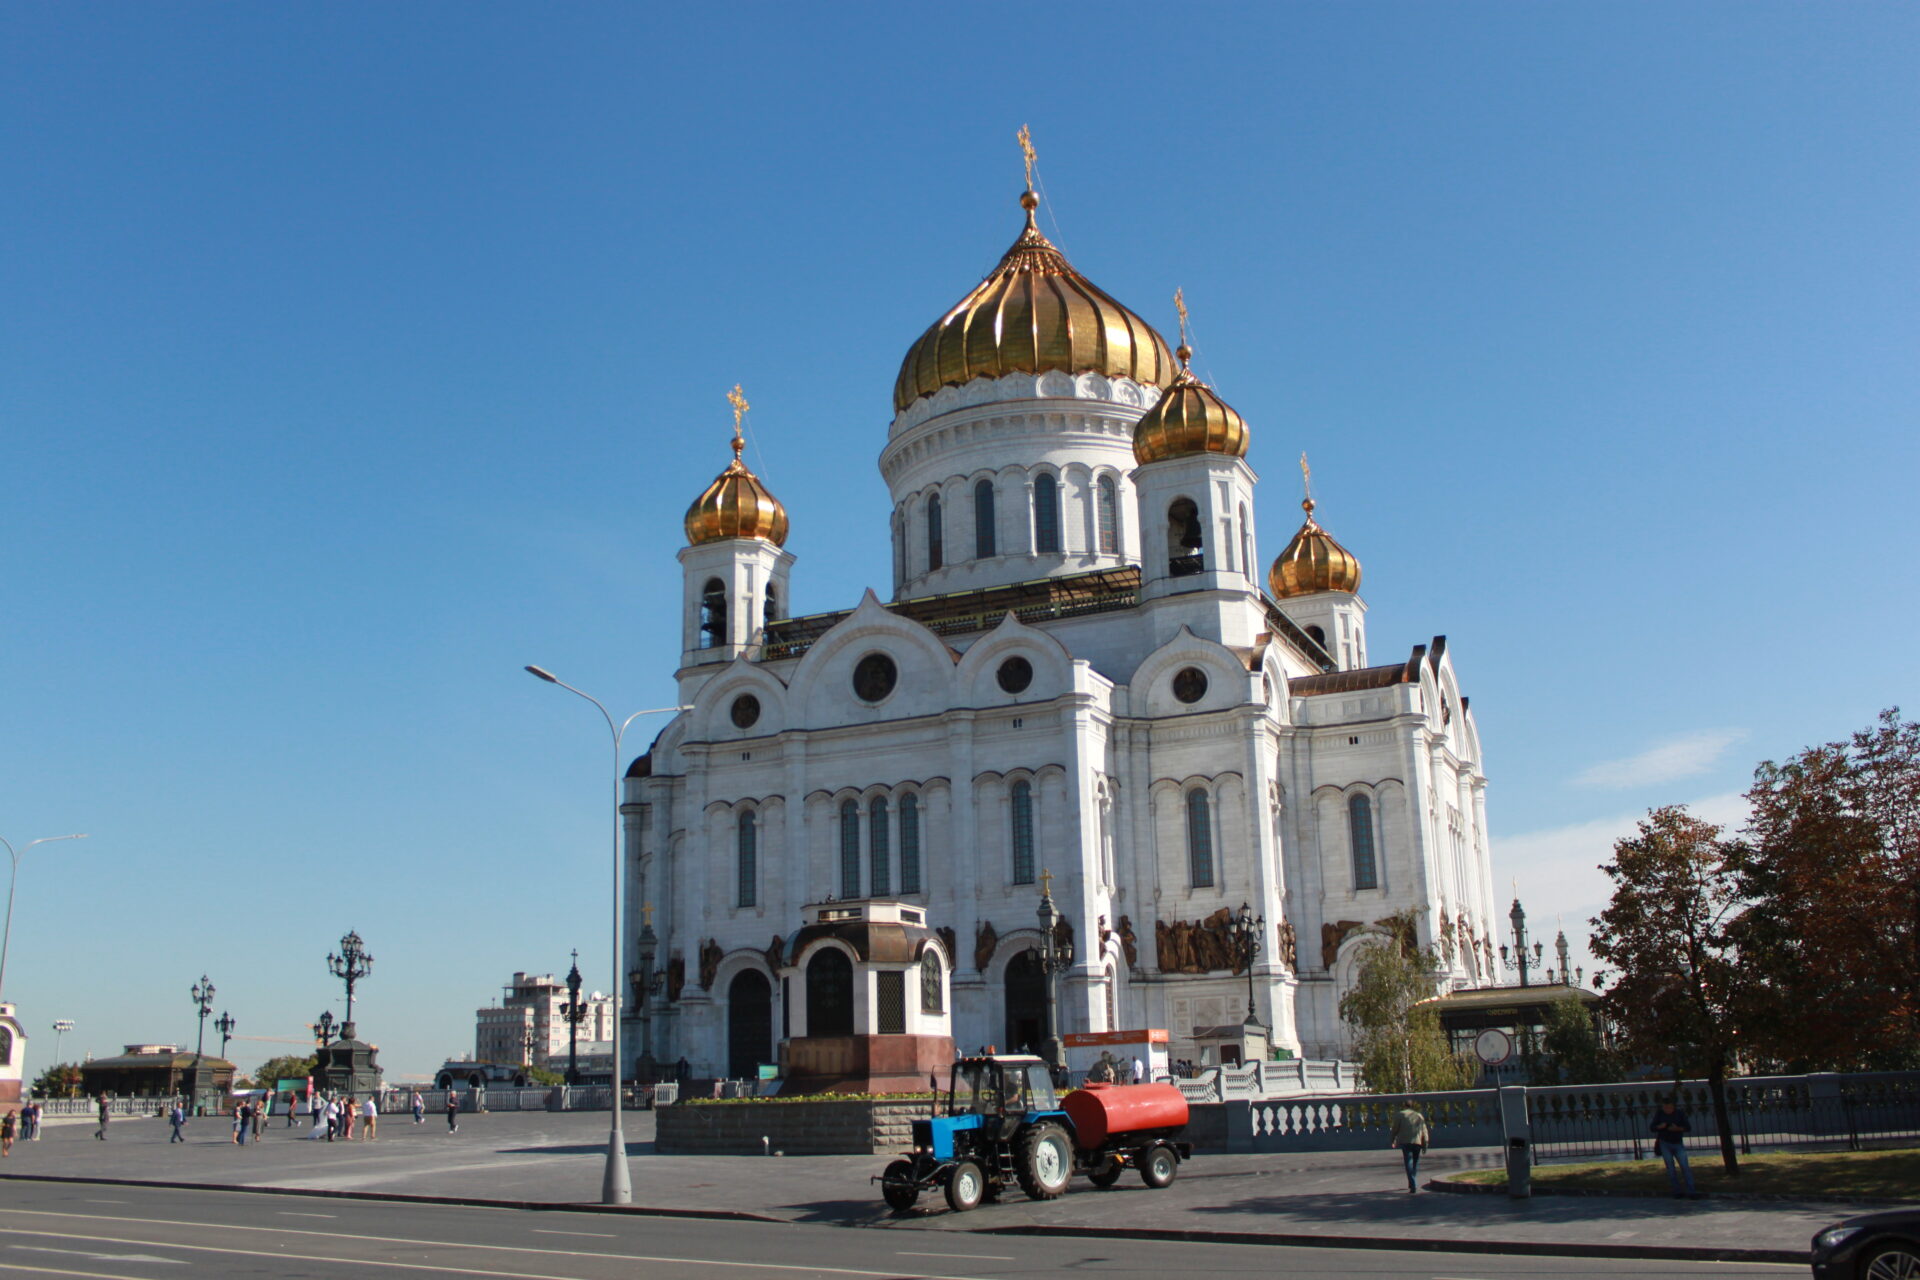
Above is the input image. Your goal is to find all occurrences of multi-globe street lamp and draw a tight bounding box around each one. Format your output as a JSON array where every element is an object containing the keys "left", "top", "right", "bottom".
[
  {"left": 215, "top": 1011, "right": 237, "bottom": 1060},
  {"left": 1035, "top": 869, "right": 1074, "bottom": 1074},
  {"left": 313, "top": 1010, "right": 336, "bottom": 1050},
  {"left": 0, "top": 832, "right": 88, "bottom": 1001},
  {"left": 327, "top": 930, "right": 374, "bottom": 1032},
  {"left": 1227, "top": 902, "right": 1265, "bottom": 1029},
  {"left": 561, "top": 949, "right": 590, "bottom": 1086},
  {"left": 1499, "top": 897, "right": 1544, "bottom": 987},
  {"left": 524, "top": 663, "right": 686, "bottom": 1206}
]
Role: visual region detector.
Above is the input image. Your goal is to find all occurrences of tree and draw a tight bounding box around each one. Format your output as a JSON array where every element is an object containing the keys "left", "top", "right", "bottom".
[
  {"left": 1732, "top": 709, "right": 1920, "bottom": 1071},
  {"left": 1537, "top": 993, "right": 1618, "bottom": 1084},
  {"left": 1590, "top": 805, "right": 1748, "bottom": 1174},
  {"left": 31, "top": 1062, "right": 82, "bottom": 1098},
  {"left": 1338, "top": 910, "right": 1478, "bottom": 1094},
  {"left": 526, "top": 1065, "right": 565, "bottom": 1086},
  {"left": 253, "top": 1054, "right": 318, "bottom": 1092}
]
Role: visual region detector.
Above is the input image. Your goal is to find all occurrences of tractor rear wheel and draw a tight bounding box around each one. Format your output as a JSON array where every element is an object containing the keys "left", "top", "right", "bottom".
[
  {"left": 1087, "top": 1156, "right": 1124, "bottom": 1188},
  {"left": 881, "top": 1159, "right": 919, "bottom": 1211},
  {"left": 1140, "top": 1143, "right": 1179, "bottom": 1189},
  {"left": 1015, "top": 1123, "right": 1075, "bottom": 1200},
  {"left": 945, "top": 1159, "right": 986, "bottom": 1212}
]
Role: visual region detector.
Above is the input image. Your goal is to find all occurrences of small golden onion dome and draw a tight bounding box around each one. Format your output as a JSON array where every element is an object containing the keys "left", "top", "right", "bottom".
[
  {"left": 893, "top": 193, "right": 1177, "bottom": 413},
  {"left": 1131, "top": 346, "right": 1249, "bottom": 464},
  {"left": 1268, "top": 499, "right": 1362, "bottom": 597},
  {"left": 684, "top": 438, "right": 789, "bottom": 547}
]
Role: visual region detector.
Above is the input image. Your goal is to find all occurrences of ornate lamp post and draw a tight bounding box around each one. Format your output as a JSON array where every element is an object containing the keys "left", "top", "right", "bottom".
[
  {"left": 1498, "top": 897, "right": 1543, "bottom": 987},
  {"left": 1544, "top": 929, "right": 1583, "bottom": 987},
  {"left": 312, "top": 1010, "right": 336, "bottom": 1050},
  {"left": 524, "top": 664, "right": 686, "bottom": 1206},
  {"left": 1035, "top": 869, "right": 1074, "bottom": 1074},
  {"left": 629, "top": 906, "right": 667, "bottom": 1080},
  {"left": 190, "top": 975, "right": 216, "bottom": 1062},
  {"left": 215, "top": 1011, "right": 237, "bottom": 1060},
  {"left": 327, "top": 930, "right": 374, "bottom": 1036},
  {"left": 0, "top": 832, "right": 88, "bottom": 1002},
  {"left": 1228, "top": 902, "right": 1265, "bottom": 1028},
  {"left": 523, "top": 1026, "right": 539, "bottom": 1070},
  {"left": 561, "top": 949, "right": 590, "bottom": 1086}
]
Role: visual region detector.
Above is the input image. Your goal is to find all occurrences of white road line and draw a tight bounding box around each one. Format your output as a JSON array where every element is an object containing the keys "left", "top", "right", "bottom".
[
  {"left": 277, "top": 1212, "right": 338, "bottom": 1218},
  {"left": 77, "top": 1203, "right": 124, "bottom": 1206},
  {"left": 0, "top": 1261, "right": 158, "bottom": 1280},
  {"left": 896, "top": 1252, "right": 1018, "bottom": 1261},
  {"left": 530, "top": 1230, "right": 616, "bottom": 1239},
  {"left": 0, "top": 1225, "right": 981, "bottom": 1280},
  {"left": 12, "top": 1249, "right": 180, "bottom": 1266}
]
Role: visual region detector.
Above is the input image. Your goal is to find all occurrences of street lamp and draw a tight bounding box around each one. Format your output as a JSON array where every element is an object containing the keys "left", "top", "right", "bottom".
[
  {"left": 1228, "top": 902, "right": 1265, "bottom": 1028},
  {"left": 313, "top": 1010, "right": 336, "bottom": 1050},
  {"left": 630, "top": 905, "right": 667, "bottom": 1078},
  {"left": 215, "top": 1011, "right": 237, "bottom": 1060},
  {"left": 1035, "top": 869, "right": 1073, "bottom": 1074},
  {"left": 1498, "top": 897, "right": 1543, "bottom": 987},
  {"left": 561, "top": 949, "right": 589, "bottom": 1086},
  {"left": 523, "top": 1026, "right": 539, "bottom": 1070},
  {"left": 525, "top": 663, "right": 686, "bottom": 1206},
  {"left": 1544, "top": 929, "right": 1583, "bottom": 987},
  {"left": 189, "top": 976, "right": 216, "bottom": 1109},
  {"left": 52, "top": 1019, "right": 73, "bottom": 1064},
  {"left": 0, "top": 832, "right": 88, "bottom": 1001},
  {"left": 327, "top": 930, "right": 374, "bottom": 1034}
]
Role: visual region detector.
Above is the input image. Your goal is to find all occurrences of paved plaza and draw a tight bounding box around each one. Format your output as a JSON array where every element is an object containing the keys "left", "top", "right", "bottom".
[{"left": 4, "top": 1109, "right": 1887, "bottom": 1260}]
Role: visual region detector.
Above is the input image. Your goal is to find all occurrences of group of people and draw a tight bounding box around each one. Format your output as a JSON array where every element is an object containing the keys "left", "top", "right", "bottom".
[
  {"left": 1384, "top": 1095, "right": 1703, "bottom": 1197},
  {"left": 1, "top": 1102, "right": 45, "bottom": 1154},
  {"left": 1082, "top": 1052, "right": 1148, "bottom": 1086}
]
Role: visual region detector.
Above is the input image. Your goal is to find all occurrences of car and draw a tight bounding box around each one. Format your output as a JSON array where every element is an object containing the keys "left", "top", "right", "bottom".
[{"left": 1811, "top": 1208, "right": 1920, "bottom": 1280}]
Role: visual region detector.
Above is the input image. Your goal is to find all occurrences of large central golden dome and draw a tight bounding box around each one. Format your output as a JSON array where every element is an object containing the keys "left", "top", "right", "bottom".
[{"left": 893, "top": 193, "right": 1177, "bottom": 414}]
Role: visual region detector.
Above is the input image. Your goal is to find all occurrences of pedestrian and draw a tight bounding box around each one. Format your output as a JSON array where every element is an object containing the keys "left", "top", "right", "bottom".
[
  {"left": 1389, "top": 1101, "right": 1431, "bottom": 1193},
  {"left": 1651, "top": 1097, "right": 1698, "bottom": 1198},
  {"left": 1132, "top": 1055, "right": 1147, "bottom": 1085},
  {"left": 2, "top": 1109, "right": 15, "bottom": 1157},
  {"left": 253, "top": 1095, "right": 266, "bottom": 1141},
  {"left": 17, "top": 1100, "right": 33, "bottom": 1141},
  {"left": 340, "top": 1098, "right": 354, "bottom": 1141},
  {"left": 411, "top": 1091, "right": 424, "bottom": 1124},
  {"left": 361, "top": 1095, "right": 377, "bottom": 1141},
  {"left": 95, "top": 1093, "right": 111, "bottom": 1141},
  {"left": 324, "top": 1097, "right": 338, "bottom": 1142},
  {"left": 287, "top": 1091, "right": 299, "bottom": 1127},
  {"left": 445, "top": 1089, "right": 460, "bottom": 1133},
  {"left": 169, "top": 1099, "right": 187, "bottom": 1143},
  {"left": 231, "top": 1101, "right": 246, "bottom": 1145}
]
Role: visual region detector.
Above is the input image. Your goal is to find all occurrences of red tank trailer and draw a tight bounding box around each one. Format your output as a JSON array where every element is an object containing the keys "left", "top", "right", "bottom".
[{"left": 1062, "top": 1082, "right": 1189, "bottom": 1149}]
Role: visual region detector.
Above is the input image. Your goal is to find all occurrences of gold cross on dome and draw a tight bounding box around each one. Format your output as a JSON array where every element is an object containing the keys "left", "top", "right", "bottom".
[
  {"left": 1039, "top": 867, "right": 1054, "bottom": 897},
  {"left": 726, "top": 384, "right": 749, "bottom": 457},
  {"left": 1174, "top": 287, "right": 1191, "bottom": 359},
  {"left": 641, "top": 902, "right": 655, "bottom": 928},
  {"left": 1017, "top": 123, "right": 1036, "bottom": 192}
]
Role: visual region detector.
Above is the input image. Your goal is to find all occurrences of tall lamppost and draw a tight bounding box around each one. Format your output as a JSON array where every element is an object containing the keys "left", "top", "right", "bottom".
[
  {"left": 523, "top": 1026, "right": 539, "bottom": 1071},
  {"left": 561, "top": 949, "right": 589, "bottom": 1086},
  {"left": 0, "top": 832, "right": 88, "bottom": 1001},
  {"left": 1498, "top": 897, "right": 1543, "bottom": 988},
  {"left": 1035, "top": 869, "right": 1073, "bottom": 1074},
  {"left": 52, "top": 1019, "right": 73, "bottom": 1064},
  {"left": 525, "top": 664, "right": 686, "bottom": 1206},
  {"left": 327, "top": 930, "right": 374, "bottom": 1035},
  {"left": 629, "top": 904, "right": 665, "bottom": 1077},
  {"left": 189, "top": 975, "right": 216, "bottom": 1108},
  {"left": 215, "top": 1011, "right": 237, "bottom": 1060},
  {"left": 1228, "top": 902, "right": 1265, "bottom": 1029},
  {"left": 312, "top": 1010, "right": 336, "bottom": 1050}
]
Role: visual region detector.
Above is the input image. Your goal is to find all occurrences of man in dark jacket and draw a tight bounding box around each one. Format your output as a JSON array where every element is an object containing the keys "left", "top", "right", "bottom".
[{"left": 1651, "top": 1098, "right": 1697, "bottom": 1197}]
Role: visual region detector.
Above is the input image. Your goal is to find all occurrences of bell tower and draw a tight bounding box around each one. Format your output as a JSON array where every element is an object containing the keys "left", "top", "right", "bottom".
[
  {"left": 1268, "top": 457, "right": 1366, "bottom": 670},
  {"left": 678, "top": 385, "right": 793, "bottom": 670}
]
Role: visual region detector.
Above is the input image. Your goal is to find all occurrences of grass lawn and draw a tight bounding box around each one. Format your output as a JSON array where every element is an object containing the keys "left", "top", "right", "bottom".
[{"left": 1449, "top": 1147, "right": 1920, "bottom": 1200}]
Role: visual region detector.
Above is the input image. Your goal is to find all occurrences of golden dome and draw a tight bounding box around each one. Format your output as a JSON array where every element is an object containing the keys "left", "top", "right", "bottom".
[
  {"left": 1131, "top": 340, "right": 1249, "bottom": 464},
  {"left": 893, "top": 192, "right": 1177, "bottom": 413},
  {"left": 685, "top": 414, "right": 789, "bottom": 547},
  {"left": 1269, "top": 498, "right": 1362, "bottom": 597}
]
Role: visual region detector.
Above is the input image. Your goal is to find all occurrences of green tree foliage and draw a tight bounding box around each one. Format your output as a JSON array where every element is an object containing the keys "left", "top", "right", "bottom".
[
  {"left": 1591, "top": 805, "right": 1747, "bottom": 1174},
  {"left": 253, "top": 1054, "right": 318, "bottom": 1090},
  {"left": 1338, "top": 910, "right": 1478, "bottom": 1094},
  {"left": 1731, "top": 709, "right": 1920, "bottom": 1071},
  {"left": 526, "top": 1066, "right": 565, "bottom": 1086},
  {"left": 1537, "top": 993, "right": 1619, "bottom": 1084},
  {"left": 30, "top": 1062, "right": 82, "bottom": 1097}
]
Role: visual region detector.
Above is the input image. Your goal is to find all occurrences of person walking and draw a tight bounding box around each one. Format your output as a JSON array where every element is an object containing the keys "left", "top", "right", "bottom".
[
  {"left": 95, "top": 1094, "right": 111, "bottom": 1141},
  {"left": 169, "top": 1100, "right": 187, "bottom": 1143},
  {"left": 1651, "top": 1098, "right": 1698, "bottom": 1198},
  {"left": 339, "top": 1098, "right": 354, "bottom": 1141},
  {"left": 324, "top": 1097, "right": 338, "bottom": 1142},
  {"left": 231, "top": 1100, "right": 246, "bottom": 1145},
  {"left": 1389, "top": 1101, "right": 1431, "bottom": 1193},
  {"left": 1132, "top": 1055, "right": 1147, "bottom": 1085},
  {"left": 445, "top": 1090, "right": 460, "bottom": 1133},
  {"left": 2, "top": 1110, "right": 16, "bottom": 1157},
  {"left": 252, "top": 1095, "right": 266, "bottom": 1141},
  {"left": 286, "top": 1091, "right": 300, "bottom": 1128},
  {"left": 361, "top": 1095, "right": 377, "bottom": 1141},
  {"left": 411, "top": 1091, "right": 424, "bottom": 1125}
]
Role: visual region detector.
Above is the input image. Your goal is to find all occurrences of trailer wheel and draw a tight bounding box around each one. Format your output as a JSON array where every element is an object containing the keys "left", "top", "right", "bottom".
[
  {"left": 881, "top": 1159, "right": 920, "bottom": 1211},
  {"left": 946, "top": 1159, "right": 986, "bottom": 1212},
  {"left": 1140, "top": 1143, "right": 1179, "bottom": 1189},
  {"left": 1087, "top": 1156, "right": 1124, "bottom": 1188},
  {"left": 1015, "top": 1122, "right": 1074, "bottom": 1200}
]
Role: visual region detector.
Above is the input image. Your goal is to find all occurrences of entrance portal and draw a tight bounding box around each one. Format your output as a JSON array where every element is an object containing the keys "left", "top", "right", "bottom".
[
  {"left": 1004, "top": 948, "right": 1048, "bottom": 1055},
  {"left": 806, "top": 948, "right": 854, "bottom": 1037},
  {"left": 727, "top": 969, "right": 773, "bottom": 1080}
]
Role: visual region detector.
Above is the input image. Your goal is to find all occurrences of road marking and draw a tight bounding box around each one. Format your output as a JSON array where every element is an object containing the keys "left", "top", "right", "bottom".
[
  {"left": 897, "top": 1252, "right": 1019, "bottom": 1261},
  {"left": 529, "top": 1230, "right": 615, "bottom": 1239},
  {"left": 277, "top": 1212, "right": 337, "bottom": 1218},
  {"left": 12, "top": 1248, "right": 182, "bottom": 1265},
  {"left": 0, "top": 1262, "right": 159, "bottom": 1280},
  {"left": 79, "top": 1202, "right": 124, "bottom": 1206},
  {"left": 0, "top": 1225, "right": 981, "bottom": 1280}
]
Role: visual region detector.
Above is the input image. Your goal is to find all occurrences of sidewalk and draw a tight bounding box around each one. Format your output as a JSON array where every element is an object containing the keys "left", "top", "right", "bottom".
[{"left": 0, "top": 1108, "right": 1874, "bottom": 1260}]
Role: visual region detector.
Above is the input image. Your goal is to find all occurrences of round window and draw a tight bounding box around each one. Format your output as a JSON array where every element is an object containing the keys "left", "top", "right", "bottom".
[
  {"left": 1173, "top": 666, "right": 1209, "bottom": 705},
  {"left": 852, "top": 653, "right": 898, "bottom": 703},
  {"left": 730, "top": 694, "right": 761, "bottom": 729},
  {"left": 996, "top": 656, "right": 1033, "bottom": 694}
]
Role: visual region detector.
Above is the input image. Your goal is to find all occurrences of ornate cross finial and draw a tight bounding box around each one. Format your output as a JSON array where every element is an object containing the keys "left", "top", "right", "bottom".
[
  {"left": 1017, "top": 123, "right": 1036, "bottom": 192},
  {"left": 641, "top": 901, "right": 655, "bottom": 928},
  {"left": 1173, "top": 287, "right": 1192, "bottom": 366},
  {"left": 1299, "top": 452, "right": 1315, "bottom": 516},
  {"left": 1039, "top": 867, "right": 1055, "bottom": 898},
  {"left": 726, "top": 384, "right": 749, "bottom": 459}
]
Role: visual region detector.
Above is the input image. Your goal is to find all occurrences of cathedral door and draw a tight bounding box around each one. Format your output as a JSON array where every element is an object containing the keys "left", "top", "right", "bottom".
[
  {"left": 806, "top": 949, "right": 855, "bottom": 1037},
  {"left": 727, "top": 970, "right": 773, "bottom": 1079},
  {"left": 1004, "top": 949, "right": 1048, "bottom": 1055}
]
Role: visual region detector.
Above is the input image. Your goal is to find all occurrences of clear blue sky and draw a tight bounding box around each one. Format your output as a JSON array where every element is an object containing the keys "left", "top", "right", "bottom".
[{"left": 4, "top": 3, "right": 1914, "bottom": 1078}]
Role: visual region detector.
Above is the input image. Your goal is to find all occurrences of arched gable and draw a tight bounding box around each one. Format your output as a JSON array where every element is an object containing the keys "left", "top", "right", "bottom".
[
  {"left": 787, "top": 590, "right": 958, "bottom": 727},
  {"left": 952, "top": 612, "right": 1076, "bottom": 706},
  {"left": 1130, "top": 626, "right": 1254, "bottom": 717}
]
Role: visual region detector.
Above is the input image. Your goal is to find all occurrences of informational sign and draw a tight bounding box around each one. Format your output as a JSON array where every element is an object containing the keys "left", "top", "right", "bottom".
[{"left": 1474, "top": 1028, "right": 1514, "bottom": 1066}]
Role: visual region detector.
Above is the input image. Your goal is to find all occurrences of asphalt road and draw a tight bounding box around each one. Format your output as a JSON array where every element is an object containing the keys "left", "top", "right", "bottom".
[{"left": 0, "top": 1183, "right": 1807, "bottom": 1280}]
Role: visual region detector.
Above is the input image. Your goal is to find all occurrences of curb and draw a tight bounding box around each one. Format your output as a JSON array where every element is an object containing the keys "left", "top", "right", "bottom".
[{"left": 1431, "top": 1176, "right": 1918, "bottom": 1209}]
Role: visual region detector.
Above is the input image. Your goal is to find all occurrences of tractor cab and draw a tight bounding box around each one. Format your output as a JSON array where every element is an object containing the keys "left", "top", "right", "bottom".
[{"left": 947, "top": 1055, "right": 1058, "bottom": 1119}]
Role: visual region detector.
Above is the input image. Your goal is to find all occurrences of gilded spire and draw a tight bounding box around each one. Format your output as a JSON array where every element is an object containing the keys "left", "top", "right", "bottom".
[
  {"left": 726, "top": 383, "right": 750, "bottom": 459},
  {"left": 1300, "top": 451, "right": 1315, "bottom": 518},
  {"left": 1132, "top": 288, "right": 1248, "bottom": 464},
  {"left": 1017, "top": 123, "right": 1039, "bottom": 219},
  {"left": 1269, "top": 456, "right": 1361, "bottom": 597},
  {"left": 684, "top": 386, "right": 789, "bottom": 547},
  {"left": 1174, "top": 287, "right": 1193, "bottom": 367}
]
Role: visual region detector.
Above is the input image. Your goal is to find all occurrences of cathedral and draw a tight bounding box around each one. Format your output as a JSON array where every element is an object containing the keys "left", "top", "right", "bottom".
[{"left": 620, "top": 158, "right": 1499, "bottom": 1081}]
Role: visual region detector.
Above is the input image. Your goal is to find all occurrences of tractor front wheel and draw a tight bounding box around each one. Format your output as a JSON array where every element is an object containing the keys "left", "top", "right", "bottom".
[
  {"left": 1140, "top": 1143, "right": 1179, "bottom": 1189},
  {"left": 946, "top": 1159, "right": 986, "bottom": 1212},
  {"left": 881, "top": 1159, "right": 919, "bottom": 1211},
  {"left": 1087, "top": 1156, "right": 1124, "bottom": 1188},
  {"left": 1016, "top": 1122, "right": 1075, "bottom": 1200}
]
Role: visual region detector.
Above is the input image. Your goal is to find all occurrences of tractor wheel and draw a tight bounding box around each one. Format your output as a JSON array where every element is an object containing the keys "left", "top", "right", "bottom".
[
  {"left": 1015, "top": 1123, "right": 1075, "bottom": 1200},
  {"left": 1087, "top": 1156, "right": 1124, "bottom": 1188},
  {"left": 945, "top": 1160, "right": 986, "bottom": 1212},
  {"left": 881, "top": 1159, "right": 919, "bottom": 1212},
  {"left": 1139, "top": 1143, "right": 1179, "bottom": 1189}
]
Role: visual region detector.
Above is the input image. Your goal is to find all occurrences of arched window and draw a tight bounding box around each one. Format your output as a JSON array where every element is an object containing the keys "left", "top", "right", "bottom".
[
  {"left": 920, "top": 951, "right": 943, "bottom": 1013},
  {"left": 1306, "top": 624, "right": 1327, "bottom": 648},
  {"left": 899, "top": 792, "right": 922, "bottom": 894},
  {"left": 699, "top": 578, "right": 727, "bottom": 647},
  {"left": 869, "top": 796, "right": 891, "bottom": 897},
  {"left": 839, "top": 799, "right": 860, "bottom": 899},
  {"left": 1097, "top": 477, "right": 1119, "bottom": 554},
  {"left": 1239, "top": 504, "right": 1253, "bottom": 582},
  {"left": 926, "top": 492, "right": 944, "bottom": 572},
  {"left": 1010, "top": 780, "right": 1035, "bottom": 885},
  {"left": 1168, "top": 499, "right": 1203, "bottom": 576},
  {"left": 974, "top": 479, "right": 997, "bottom": 558},
  {"left": 1033, "top": 474, "right": 1060, "bottom": 554},
  {"left": 736, "top": 810, "right": 757, "bottom": 908},
  {"left": 806, "top": 948, "right": 854, "bottom": 1037},
  {"left": 1186, "top": 789, "right": 1215, "bottom": 888},
  {"left": 1349, "top": 793, "right": 1378, "bottom": 890},
  {"left": 763, "top": 582, "right": 779, "bottom": 629}
]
